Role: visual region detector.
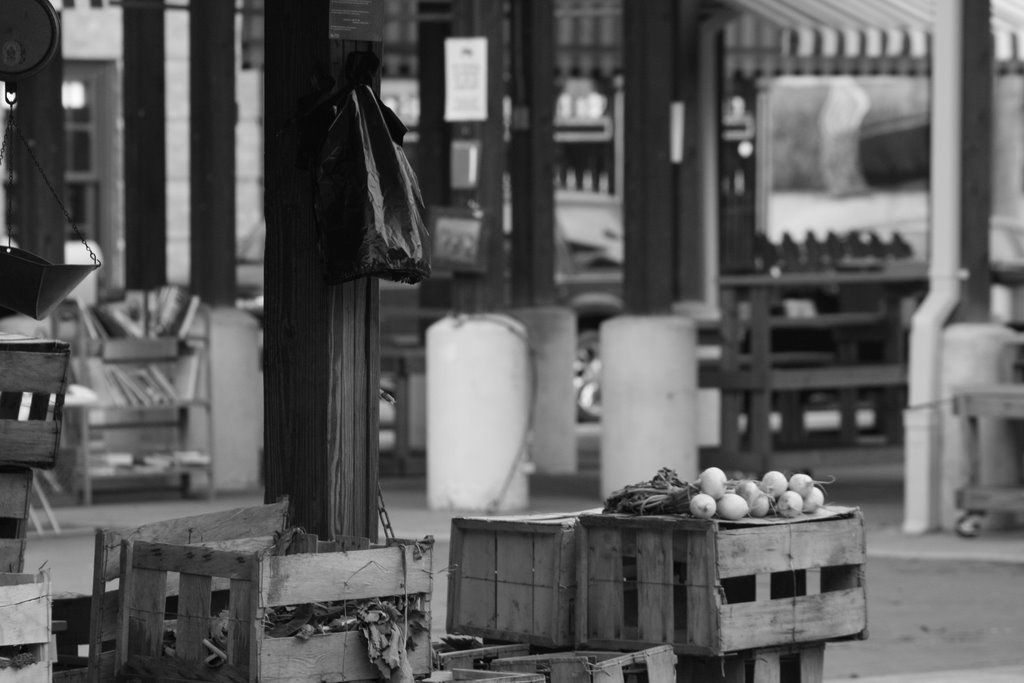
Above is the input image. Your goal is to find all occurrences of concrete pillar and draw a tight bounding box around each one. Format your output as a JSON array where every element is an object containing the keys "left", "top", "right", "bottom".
[
  {"left": 207, "top": 306, "right": 263, "bottom": 492},
  {"left": 426, "top": 314, "right": 531, "bottom": 512},
  {"left": 940, "top": 323, "right": 1018, "bottom": 530},
  {"left": 600, "top": 315, "right": 698, "bottom": 498},
  {"left": 510, "top": 306, "right": 577, "bottom": 474}
]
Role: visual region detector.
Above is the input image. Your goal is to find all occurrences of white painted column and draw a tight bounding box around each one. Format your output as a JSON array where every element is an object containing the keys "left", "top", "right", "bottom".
[
  {"left": 600, "top": 315, "right": 698, "bottom": 498},
  {"left": 426, "top": 314, "right": 531, "bottom": 512},
  {"left": 509, "top": 306, "right": 577, "bottom": 474}
]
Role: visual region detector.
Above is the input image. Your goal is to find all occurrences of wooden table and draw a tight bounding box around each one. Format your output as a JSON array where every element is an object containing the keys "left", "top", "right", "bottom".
[{"left": 715, "top": 265, "right": 928, "bottom": 474}]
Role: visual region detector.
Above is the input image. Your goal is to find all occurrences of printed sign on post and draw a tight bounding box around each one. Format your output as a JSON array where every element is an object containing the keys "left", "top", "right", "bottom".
[
  {"left": 444, "top": 37, "right": 488, "bottom": 122},
  {"left": 430, "top": 207, "right": 487, "bottom": 274},
  {"left": 329, "top": 0, "right": 385, "bottom": 41}
]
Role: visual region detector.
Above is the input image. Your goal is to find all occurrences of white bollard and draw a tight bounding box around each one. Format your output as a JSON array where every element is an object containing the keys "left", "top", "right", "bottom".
[
  {"left": 600, "top": 314, "right": 699, "bottom": 498},
  {"left": 426, "top": 314, "right": 532, "bottom": 512}
]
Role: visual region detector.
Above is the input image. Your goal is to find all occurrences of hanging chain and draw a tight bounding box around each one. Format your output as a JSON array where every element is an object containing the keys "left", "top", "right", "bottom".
[
  {"left": 2, "top": 92, "right": 100, "bottom": 267},
  {"left": 2, "top": 90, "right": 13, "bottom": 251}
]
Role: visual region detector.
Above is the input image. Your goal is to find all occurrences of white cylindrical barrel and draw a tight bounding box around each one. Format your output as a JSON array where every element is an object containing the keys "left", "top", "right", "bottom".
[
  {"left": 426, "top": 314, "right": 531, "bottom": 512},
  {"left": 600, "top": 314, "right": 699, "bottom": 498},
  {"left": 940, "top": 323, "right": 1019, "bottom": 530}
]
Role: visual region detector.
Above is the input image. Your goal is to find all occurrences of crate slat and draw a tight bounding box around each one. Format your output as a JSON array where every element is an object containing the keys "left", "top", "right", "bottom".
[
  {"left": 176, "top": 573, "right": 213, "bottom": 662},
  {"left": 716, "top": 516, "right": 866, "bottom": 579},
  {"left": 0, "top": 573, "right": 50, "bottom": 647},
  {"left": 491, "top": 645, "right": 677, "bottom": 683},
  {"left": 677, "top": 643, "right": 825, "bottom": 683},
  {"left": 637, "top": 528, "right": 673, "bottom": 643},
  {"left": 495, "top": 533, "right": 535, "bottom": 637},
  {"left": 720, "top": 588, "right": 867, "bottom": 652},
  {"left": 0, "top": 421, "right": 62, "bottom": 468},
  {"left": 130, "top": 542, "right": 259, "bottom": 580},
  {"left": 0, "top": 348, "right": 69, "bottom": 394}
]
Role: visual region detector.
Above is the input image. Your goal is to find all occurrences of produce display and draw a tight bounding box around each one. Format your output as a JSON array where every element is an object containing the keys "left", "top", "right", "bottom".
[{"left": 602, "top": 466, "right": 835, "bottom": 521}]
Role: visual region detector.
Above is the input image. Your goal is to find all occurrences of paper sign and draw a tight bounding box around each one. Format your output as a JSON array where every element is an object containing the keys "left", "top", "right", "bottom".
[
  {"left": 430, "top": 207, "right": 487, "bottom": 273},
  {"left": 444, "top": 37, "right": 488, "bottom": 122},
  {"left": 329, "top": 0, "right": 385, "bottom": 42}
]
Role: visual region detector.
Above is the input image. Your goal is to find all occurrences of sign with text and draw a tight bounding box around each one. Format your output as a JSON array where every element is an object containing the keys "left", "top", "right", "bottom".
[
  {"left": 430, "top": 207, "right": 487, "bottom": 274},
  {"left": 444, "top": 37, "right": 488, "bottom": 122},
  {"left": 328, "top": 0, "right": 385, "bottom": 41}
]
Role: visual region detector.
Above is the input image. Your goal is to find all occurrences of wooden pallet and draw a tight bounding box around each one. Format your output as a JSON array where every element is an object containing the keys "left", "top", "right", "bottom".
[
  {"left": 448, "top": 512, "right": 580, "bottom": 648},
  {"left": 491, "top": 644, "right": 677, "bottom": 683},
  {"left": 0, "top": 333, "right": 70, "bottom": 470},
  {"left": 0, "top": 572, "right": 52, "bottom": 682},
  {"left": 577, "top": 508, "right": 867, "bottom": 657},
  {"left": 115, "top": 535, "right": 434, "bottom": 682},
  {"left": 0, "top": 469, "right": 33, "bottom": 573},
  {"left": 677, "top": 643, "right": 825, "bottom": 683}
]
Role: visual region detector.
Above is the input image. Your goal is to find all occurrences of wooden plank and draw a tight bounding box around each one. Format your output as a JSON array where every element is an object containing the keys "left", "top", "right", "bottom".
[
  {"left": 715, "top": 517, "right": 865, "bottom": 578},
  {"left": 227, "top": 579, "right": 251, "bottom": 667},
  {"left": 801, "top": 643, "right": 826, "bottom": 683},
  {"left": 175, "top": 573, "right": 214, "bottom": 664},
  {"left": 0, "top": 573, "right": 49, "bottom": 647},
  {"left": 0, "top": 421, "right": 62, "bottom": 468},
  {"left": 449, "top": 527, "right": 496, "bottom": 632},
  {"left": 959, "top": 485, "right": 1024, "bottom": 511},
  {"left": 120, "top": 554, "right": 168, "bottom": 665},
  {"left": 0, "top": 349, "right": 69, "bottom": 394},
  {"left": 257, "top": 628, "right": 430, "bottom": 682},
  {"left": 771, "top": 364, "right": 906, "bottom": 391},
  {"left": 495, "top": 532, "right": 535, "bottom": 636},
  {"left": 451, "top": 670, "right": 545, "bottom": 683},
  {"left": 750, "top": 648, "right": 781, "bottom": 683},
  {"left": 99, "top": 500, "right": 289, "bottom": 580},
  {"left": 0, "top": 539, "right": 27, "bottom": 573},
  {"left": 261, "top": 546, "right": 432, "bottom": 606},
  {"left": 129, "top": 541, "right": 258, "bottom": 580},
  {"left": 583, "top": 526, "right": 623, "bottom": 642},
  {"left": 0, "top": 469, "right": 32, "bottom": 518},
  {"left": 686, "top": 527, "right": 719, "bottom": 653},
  {"left": 957, "top": 393, "right": 1024, "bottom": 419},
  {"left": 549, "top": 519, "right": 576, "bottom": 646},
  {"left": 719, "top": 589, "right": 867, "bottom": 652},
  {"left": 0, "top": 659, "right": 51, "bottom": 682},
  {"left": 636, "top": 528, "right": 673, "bottom": 643},
  {"left": 437, "top": 644, "right": 531, "bottom": 671}
]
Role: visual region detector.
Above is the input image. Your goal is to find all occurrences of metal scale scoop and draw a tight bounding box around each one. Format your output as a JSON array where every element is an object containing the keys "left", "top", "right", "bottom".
[{"left": 0, "top": 0, "right": 100, "bottom": 320}]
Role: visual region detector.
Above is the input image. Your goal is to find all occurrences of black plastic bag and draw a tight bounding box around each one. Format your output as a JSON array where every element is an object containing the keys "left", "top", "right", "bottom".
[{"left": 314, "top": 62, "right": 430, "bottom": 284}]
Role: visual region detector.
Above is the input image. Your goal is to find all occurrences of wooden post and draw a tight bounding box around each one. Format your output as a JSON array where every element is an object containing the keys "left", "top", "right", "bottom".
[
  {"left": 621, "top": 0, "right": 675, "bottom": 314},
  {"left": 508, "top": 0, "right": 556, "bottom": 308},
  {"left": 954, "top": 0, "right": 992, "bottom": 322},
  {"left": 415, "top": 1, "right": 452, "bottom": 321},
  {"left": 674, "top": 2, "right": 703, "bottom": 302},
  {"left": 123, "top": 0, "right": 167, "bottom": 290},
  {"left": 190, "top": 0, "right": 237, "bottom": 307},
  {"left": 263, "top": 0, "right": 379, "bottom": 542},
  {"left": 11, "top": 47, "right": 64, "bottom": 266},
  {"left": 450, "top": 0, "right": 505, "bottom": 314}
]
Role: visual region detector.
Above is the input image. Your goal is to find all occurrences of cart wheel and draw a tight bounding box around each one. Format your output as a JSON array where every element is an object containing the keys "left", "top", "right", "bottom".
[{"left": 955, "top": 512, "right": 984, "bottom": 538}]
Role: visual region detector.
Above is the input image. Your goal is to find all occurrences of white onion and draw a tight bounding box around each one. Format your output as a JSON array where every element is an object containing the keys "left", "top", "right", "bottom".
[
  {"left": 734, "top": 480, "right": 762, "bottom": 505},
  {"left": 788, "top": 472, "right": 815, "bottom": 498},
  {"left": 748, "top": 493, "right": 771, "bottom": 518},
  {"left": 761, "top": 470, "right": 789, "bottom": 499},
  {"left": 716, "top": 493, "right": 750, "bottom": 520},
  {"left": 689, "top": 493, "right": 717, "bottom": 519},
  {"left": 803, "top": 486, "right": 825, "bottom": 513},
  {"left": 776, "top": 490, "right": 804, "bottom": 518},
  {"left": 698, "top": 467, "right": 728, "bottom": 500}
]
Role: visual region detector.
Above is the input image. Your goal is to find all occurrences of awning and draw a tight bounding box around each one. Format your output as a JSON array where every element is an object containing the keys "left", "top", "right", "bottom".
[{"left": 722, "top": 0, "right": 1024, "bottom": 77}]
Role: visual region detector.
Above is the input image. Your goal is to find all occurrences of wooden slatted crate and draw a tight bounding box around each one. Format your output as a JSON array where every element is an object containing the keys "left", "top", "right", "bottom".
[
  {"left": 435, "top": 643, "right": 531, "bottom": 671},
  {"left": 677, "top": 643, "right": 825, "bottom": 683},
  {"left": 0, "top": 468, "right": 32, "bottom": 573},
  {"left": 448, "top": 513, "right": 580, "bottom": 648},
  {"left": 0, "top": 333, "right": 70, "bottom": 470},
  {"left": 0, "top": 571, "right": 52, "bottom": 682},
  {"left": 491, "top": 644, "right": 677, "bottom": 683},
  {"left": 115, "top": 536, "right": 434, "bottom": 682},
  {"left": 577, "top": 508, "right": 867, "bottom": 657}
]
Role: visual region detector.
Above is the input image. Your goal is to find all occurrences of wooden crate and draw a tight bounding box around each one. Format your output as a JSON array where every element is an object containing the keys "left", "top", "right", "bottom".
[
  {"left": 577, "top": 508, "right": 867, "bottom": 657},
  {"left": 0, "top": 468, "right": 33, "bottom": 573},
  {"left": 491, "top": 644, "right": 677, "bottom": 683},
  {"left": 436, "top": 643, "right": 531, "bottom": 671},
  {"left": 115, "top": 536, "right": 434, "bottom": 682},
  {"left": 0, "top": 572, "right": 51, "bottom": 682},
  {"left": 47, "top": 500, "right": 290, "bottom": 683},
  {"left": 0, "top": 333, "right": 70, "bottom": 470},
  {"left": 677, "top": 643, "right": 825, "bottom": 683},
  {"left": 448, "top": 512, "right": 580, "bottom": 648}
]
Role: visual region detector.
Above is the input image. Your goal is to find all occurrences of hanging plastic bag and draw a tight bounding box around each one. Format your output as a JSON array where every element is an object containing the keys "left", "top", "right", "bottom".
[{"left": 313, "top": 53, "right": 430, "bottom": 285}]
